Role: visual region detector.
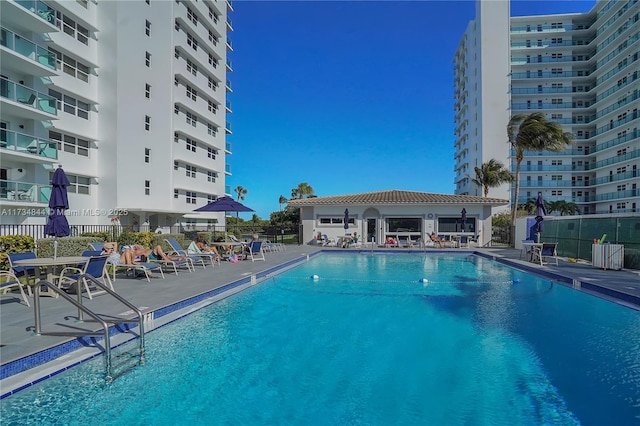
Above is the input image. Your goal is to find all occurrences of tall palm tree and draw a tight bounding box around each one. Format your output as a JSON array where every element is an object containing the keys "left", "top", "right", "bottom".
[
  {"left": 233, "top": 185, "right": 248, "bottom": 221},
  {"left": 234, "top": 185, "right": 248, "bottom": 201},
  {"left": 471, "top": 159, "right": 513, "bottom": 197},
  {"left": 518, "top": 198, "right": 538, "bottom": 215},
  {"left": 278, "top": 195, "right": 287, "bottom": 211},
  {"left": 508, "top": 112, "right": 573, "bottom": 227},
  {"left": 291, "top": 182, "right": 315, "bottom": 199},
  {"left": 548, "top": 200, "right": 580, "bottom": 216}
]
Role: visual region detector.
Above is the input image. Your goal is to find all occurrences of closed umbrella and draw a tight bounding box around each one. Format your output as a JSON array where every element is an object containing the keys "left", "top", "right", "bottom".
[
  {"left": 343, "top": 209, "right": 350, "bottom": 231},
  {"left": 44, "top": 166, "right": 70, "bottom": 259},
  {"left": 461, "top": 208, "right": 467, "bottom": 232},
  {"left": 534, "top": 192, "right": 547, "bottom": 239}
]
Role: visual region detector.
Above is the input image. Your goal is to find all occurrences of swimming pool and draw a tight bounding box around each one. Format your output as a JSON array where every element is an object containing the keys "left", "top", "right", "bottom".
[{"left": 1, "top": 253, "right": 638, "bottom": 425}]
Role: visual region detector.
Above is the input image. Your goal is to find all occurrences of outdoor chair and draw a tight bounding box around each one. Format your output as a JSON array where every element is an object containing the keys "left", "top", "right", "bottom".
[
  {"left": 166, "top": 238, "right": 215, "bottom": 269},
  {"left": 57, "top": 255, "right": 113, "bottom": 299},
  {"left": 88, "top": 242, "right": 105, "bottom": 251},
  {"left": 458, "top": 236, "right": 470, "bottom": 248},
  {"left": 245, "top": 241, "right": 266, "bottom": 262},
  {"left": 532, "top": 243, "right": 559, "bottom": 266},
  {"left": 8, "top": 252, "right": 37, "bottom": 290},
  {"left": 0, "top": 270, "right": 31, "bottom": 307}
]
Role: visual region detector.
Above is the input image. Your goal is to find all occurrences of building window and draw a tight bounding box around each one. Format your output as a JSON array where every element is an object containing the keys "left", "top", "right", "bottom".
[
  {"left": 207, "top": 123, "right": 217, "bottom": 136},
  {"left": 145, "top": 115, "right": 151, "bottom": 131},
  {"left": 145, "top": 83, "right": 151, "bottom": 98},
  {"left": 174, "top": 189, "right": 179, "bottom": 199},
  {"left": 551, "top": 175, "right": 562, "bottom": 181},
  {"left": 145, "top": 148, "right": 151, "bottom": 163},
  {"left": 551, "top": 190, "right": 562, "bottom": 196},
  {"left": 48, "top": 90, "right": 90, "bottom": 120},
  {"left": 145, "top": 20, "right": 151, "bottom": 36},
  {"left": 208, "top": 147, "right": 216, "bottom": 159},
  {"left": 187, "top": 33, "right": 198, "bottom": 51},
  {"left": 186, "top": 191, "right": 196, "bottom": 204},
  {"left": 207, "top": 171, "right": 216, "bottom": 182},
  {"left": 55, "top": 12, "right": 89, "bottom": 45},
  {"left": 49, "top": 49, "right": 90, "bottom": 82},
  {"left": 209, "top": 30, "right": 217, "bottom": 44},
  {"left": 208, "top": 77, "right": 217, "bottom": 90},
  {"left": 551, "top": 159, "right": 563, "bottom": 165},
  {"left": 145, "top": 180, "right": 150, "bottom": 195},
  {"left": 617, "top": 184, "right": 627, "bottom": 191},
  {"left": 174, "top": 105, "right": 179, "bottom": 115},
  {"left": 186, "top": 112, "right": 197, "bottom": 127},
  {"left": 174, "top": 161, "right": 179, "bottom": 170},
  {"left": 56, "top": 174, "right": 91, "bottom": 195},
  {"left": 186, "top": 138, "right": 196, "bottom": 152},
  {"left": 186, "top": 164, "right": 196, "bottom": 178},
  {"left": 208, "top": 101, "right": 217, "bottom": 113},
  {"left": 174, "top": 132, "right": 180, "bottom": 143},
  {"left": 187, "top": 7, "right": 198, "bottom": 25},
  {"left": 49, "top": 131, "right": 90, "bottom": 157},
  {"left": 209, "top": 54, "right": 218, "bottom": 68},
  {"left": 187, "top": 59, "right": 197, "bottom": 76},
  {"left": 208, "top": 195, "right": 216, "bottom": 203},
  {"left": 145, "top": 51, "right": 151, "bottom": 67},
  {"left": 186, "top": 85, "right": 197, "bottom": 101}
]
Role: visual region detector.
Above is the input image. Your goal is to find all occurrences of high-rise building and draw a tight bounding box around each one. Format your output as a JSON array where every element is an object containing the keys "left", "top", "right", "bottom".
[
  {"left": 454, "top": 0, "right": 639, "bottom": 215},
  {"left": 0, "top": 0, "right": 233, "bottom": 232}
]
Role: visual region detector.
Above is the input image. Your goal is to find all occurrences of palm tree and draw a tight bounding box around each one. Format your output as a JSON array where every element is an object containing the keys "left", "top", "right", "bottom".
[
  {"left": 234, "top": 185, "right": 248, "bottom": 201},
  {"left": 291, "top": 182, "right": 315, "bottom": 199},
  {"left": 508, "top": 112, "right": 573, "bottom": 228},
  {"left": 548, "top": 200, "right": 580, "bottom": 216},
  {"left": 471, "top": 159, "right": 513, "bottom": 197},
  {"left": 278, "top": 195, "right": 287, "bottom": 211},
  {"left": 233, "top": 185, "right": 248, "bottom": 221},
  {"left": 518, "top": 198, "right": 538, "bottom": 215}
]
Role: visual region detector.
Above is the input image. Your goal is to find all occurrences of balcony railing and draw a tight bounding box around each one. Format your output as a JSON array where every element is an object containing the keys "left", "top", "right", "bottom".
[
  {"left": 0, "top": 180, "right": 51, "bottom": 203},
  {"left": 0, "top": 27, "right": 56, "bottom": 70},
  {"left": 0, "top": 77, "right": 57, "bottom": 115},
  {"left": 226, "top": 58, "right": 233, "bottom": 71},
  {"left": 15, "top": 0, "right": 56, "bottom": 24},
  {"left": 0, "top": 129, "right": 57, "bottom": 159},
  {"left": 225, "top": 142, "right": 232, "bottom": 152},
  {"left": 225, "top": 164, "right": 232, "bottom": 174}
]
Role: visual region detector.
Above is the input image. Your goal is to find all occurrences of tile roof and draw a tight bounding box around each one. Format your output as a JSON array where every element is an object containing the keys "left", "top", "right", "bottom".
[{"left": 287, "top": 190, "right": 509, "bottom": 206}]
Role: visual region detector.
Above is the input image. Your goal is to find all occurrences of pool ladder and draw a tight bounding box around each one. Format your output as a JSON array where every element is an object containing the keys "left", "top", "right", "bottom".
[{"left": 33, "top": 275, "right": 146, "bottom": 383}]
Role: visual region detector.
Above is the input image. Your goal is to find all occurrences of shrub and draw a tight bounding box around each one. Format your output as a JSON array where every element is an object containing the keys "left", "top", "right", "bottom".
[{"left": 0, "top": 235, "right": 35, "bottom": 270}]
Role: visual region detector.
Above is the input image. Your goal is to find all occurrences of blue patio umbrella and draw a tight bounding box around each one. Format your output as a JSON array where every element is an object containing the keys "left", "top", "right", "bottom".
[
  {"left": 194, "top": 196, "right": 254, "bottom": 238},
  {"left": 461, "top": 208, "right": 467, "bottom": 232},
  {"left": 344, "top": 209, "right": 350, "bottom": 231},
  {"left": 44, "top": 167, "right": 70, "bottom": 258},
  {"left": 194, "top": 196, "right": 254, "bottom": 213}
]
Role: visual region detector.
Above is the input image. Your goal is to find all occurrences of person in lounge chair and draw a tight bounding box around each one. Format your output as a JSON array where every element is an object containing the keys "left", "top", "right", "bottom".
[
  {"left": 385, "top": 236, "right": 398, "bottom": 247},
  {"left": 101, "top": 242, "right": 138, "bottom": 265},
  {"left": 430, "top": 232, "right": 445, "bottom": 248},
  {"left": 126, "top": 244, "right": 186, "bottom": 262},
  {"left": 196, "top": 236, "right": 220, "bottom": 256}
]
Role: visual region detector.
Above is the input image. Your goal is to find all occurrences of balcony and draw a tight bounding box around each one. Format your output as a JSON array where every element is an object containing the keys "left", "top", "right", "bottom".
[
  {"left": 226, "top": 36, "right": 233, "bottom": 51},
  {"left": 225, "top": 141, "right": 232, "bottom": 153},
  {"left": 0, "top": 27, "right": 57, "bottom": 77},
  {"left": 0, "top": 0, "right": 57, "bottom": 33},
  {"left": 225, "top": 99, "right": 232, "bottom": 113},
  {"left": 226, "top": 58, "right": 233, "bottom": 72},
  {"left": 225, "top": 79, "right": 232, "bottom": 92},
  {"left": 0, "top": 179, "right": 51, "bottom": 204},
  {"left": 0, "top": 77, "right": 58, "bottom": 120},
  {"left": 225, "top": 121, "right": 232, "bottom": 134},
  {"left": 225, "top": 164, "right": 231, "bottom": 175},
  {"left": 1, "top": 129, "right": 57, "bottom": 161},
  {"left": 226, "top": 17, "right": 233, "bottom": 31}
]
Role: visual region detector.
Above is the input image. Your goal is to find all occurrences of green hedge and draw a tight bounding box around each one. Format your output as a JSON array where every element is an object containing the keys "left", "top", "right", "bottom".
[{"left": 0, "top": 235, "right": 36, "bottom": 271}]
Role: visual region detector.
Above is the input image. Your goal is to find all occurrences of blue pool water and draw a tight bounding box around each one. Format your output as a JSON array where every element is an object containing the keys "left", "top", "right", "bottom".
[{"left": 1, "top": 253, "right": 639, "bottom": 425}]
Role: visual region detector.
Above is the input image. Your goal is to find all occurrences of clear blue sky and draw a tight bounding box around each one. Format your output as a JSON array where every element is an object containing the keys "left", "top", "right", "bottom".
[{"left": 227, "top": 0, "right": 596, "bottom": 219}]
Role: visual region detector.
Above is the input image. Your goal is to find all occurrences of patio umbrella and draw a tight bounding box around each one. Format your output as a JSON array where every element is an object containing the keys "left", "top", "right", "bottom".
[
  {"left": 460, "top": 208, "right": 467, "bottom": 232},
  {"left": 534, "top": 192, "right": 547, "bottom": 236},
  {"left": 344, "top": 209, "right": 350, "bottom": 231},
  {"left": 44, "top": 166, "right": 70, "bottom": 259},
  {"left": 194, "top": 196, "right": 254, "bottom": 238}
]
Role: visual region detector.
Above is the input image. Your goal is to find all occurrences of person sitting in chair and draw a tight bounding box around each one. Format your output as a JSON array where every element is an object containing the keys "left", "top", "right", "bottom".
[
  {"left": 385, "top": 236, "right": 398, "bottom": 247},
  {"left": 430, "top": 232, "right": 445, "bottom": 248},
  {"left": 196, "top": 235, "right": 219, "bottom": 256},
  {"left": 101, "top": 242, "right": 138, "bottom": 265}
]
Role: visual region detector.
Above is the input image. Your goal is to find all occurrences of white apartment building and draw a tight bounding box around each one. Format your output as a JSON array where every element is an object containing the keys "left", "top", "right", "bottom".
[
  {"left": 0, "top": 0, "right": 233, "bottom": 233},
  {"left": 454, "top": 0, "right": 639, "bottom": 215}
]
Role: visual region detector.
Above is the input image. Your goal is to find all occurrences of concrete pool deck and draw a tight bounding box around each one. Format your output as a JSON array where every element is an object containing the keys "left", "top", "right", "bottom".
[{"left": 1, "top": 244, "right": 639, "bottom": 395}]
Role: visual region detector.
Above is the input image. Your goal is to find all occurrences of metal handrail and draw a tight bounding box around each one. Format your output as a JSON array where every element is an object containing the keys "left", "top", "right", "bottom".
[{"left": 32, "top": 275, "right": 146, "bottom": 381}]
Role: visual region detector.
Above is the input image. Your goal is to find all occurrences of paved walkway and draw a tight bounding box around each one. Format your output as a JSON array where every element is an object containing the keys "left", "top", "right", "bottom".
[{"left": 1, "top": 245, "right": 639, "bottom": 394}]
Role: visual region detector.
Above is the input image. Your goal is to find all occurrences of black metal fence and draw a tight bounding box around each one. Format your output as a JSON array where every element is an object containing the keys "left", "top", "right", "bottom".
[{"left": 0, "top": 223, "right": 300, "bottom": 245}]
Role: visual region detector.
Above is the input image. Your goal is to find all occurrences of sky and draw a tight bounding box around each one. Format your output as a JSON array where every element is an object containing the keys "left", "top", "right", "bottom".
[{"left": 226, "top": 0, "right": 596, "bottom": 219}]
